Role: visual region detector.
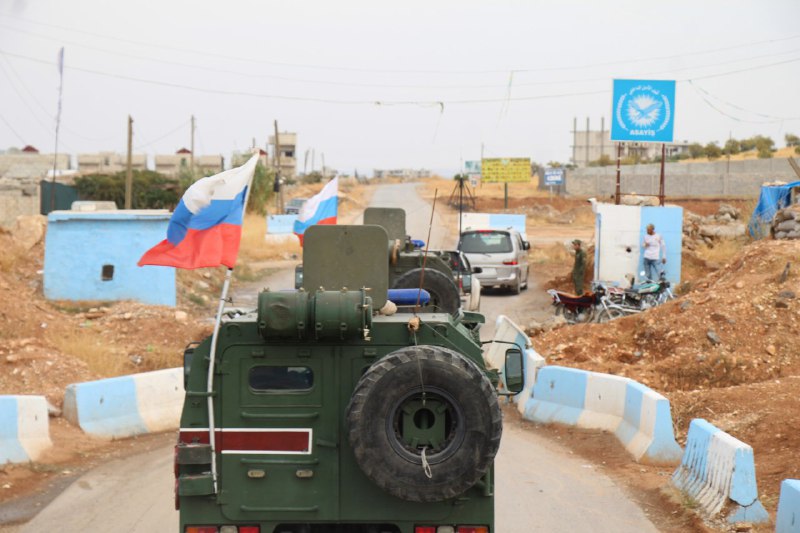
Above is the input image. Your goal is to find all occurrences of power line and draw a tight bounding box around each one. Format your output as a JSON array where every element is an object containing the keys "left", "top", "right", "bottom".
[
  {"left": 687, "top": 80, "right": 800, "bottom": 123},
  {"left": 2, "top": 13, "right": 800, "bottom": 76},
  {"left": 2, "top": 48, "right": 800, "bottom": 107},
  {"left": 134, "top": 119, "right": 190, "bottom": 150},
  {"left": 0, "top": 112, "right": 26, "bottom": 144}
]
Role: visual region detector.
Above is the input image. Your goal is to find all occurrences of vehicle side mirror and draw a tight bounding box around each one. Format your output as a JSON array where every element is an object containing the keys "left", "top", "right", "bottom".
[
  {"left": 504, "top": 347, "right": 524, "bottom": 394},
  {"left": 522, "top": 241, "right": 530, "bottom": 251},
  {"left": 472, "top": 266, "right": 483, "bottom": 274}
]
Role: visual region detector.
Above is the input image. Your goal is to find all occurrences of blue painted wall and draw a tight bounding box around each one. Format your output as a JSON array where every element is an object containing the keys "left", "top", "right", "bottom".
[
  {"left": 44, "top": 211, "right": 176, "bottom": 306},
  {"left": 640, "top": 206, "right": 683, "bottom": 285},
  {"left": 267, "top": 214, "right": 298, "bottom": 234}
]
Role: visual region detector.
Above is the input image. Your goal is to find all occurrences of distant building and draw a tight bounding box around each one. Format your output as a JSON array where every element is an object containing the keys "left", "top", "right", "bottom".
[
  {"left": 154, "top": 148, "right": 223, "bottom": 177},
  {"left": 571, "top": 123, "right": 691, "bottom": 167},
  {"left": 0, "top": 146, "right": 72, "bottom": 227},
  {"left": 231, "top": 148, "right": 269, "bottom": 168},
  {"left": 77, "top": 152, "right": 147, "bottom": 175},
  {"left": 268, "top": 132, "right": 297, "bottom": 178},
  {"left": 373, "top": 169, "right": 432, "bottom": 179}
]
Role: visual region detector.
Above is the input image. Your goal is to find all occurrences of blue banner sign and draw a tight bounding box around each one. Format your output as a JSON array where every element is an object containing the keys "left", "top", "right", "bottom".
[
  {"left": 544, "top": 168, "right": 564, "bottom": 185},
  {"left": 611, "top": 79, "right": 675, "bottom": 143}
]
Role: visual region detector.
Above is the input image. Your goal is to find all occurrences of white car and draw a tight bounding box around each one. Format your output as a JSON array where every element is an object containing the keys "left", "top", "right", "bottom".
[{"left": 459, "top": 228, "right": 530, "bottom": 295}]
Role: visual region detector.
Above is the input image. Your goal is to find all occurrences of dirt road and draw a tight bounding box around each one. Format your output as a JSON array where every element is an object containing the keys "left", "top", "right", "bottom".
[{"left": 15, "top": 182, "right": 660, "bottom": 532}]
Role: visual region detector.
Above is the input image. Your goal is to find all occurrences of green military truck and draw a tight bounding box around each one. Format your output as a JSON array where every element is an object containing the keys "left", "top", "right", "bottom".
[{"left": 177, "top": 225, "right": 523, "bottom": 533}]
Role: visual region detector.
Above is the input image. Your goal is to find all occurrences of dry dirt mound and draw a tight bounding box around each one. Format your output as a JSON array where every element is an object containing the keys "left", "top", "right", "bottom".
[
  {"left": 530, "top": 238, "right": 800, "bottom": 517},
  {"left": 0, "top": 230, "right": 212, "bottom": 407}
]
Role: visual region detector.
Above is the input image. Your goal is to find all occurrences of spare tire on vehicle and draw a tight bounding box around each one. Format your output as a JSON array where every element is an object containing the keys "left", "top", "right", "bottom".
[
  {"left": 346, "top": 345, "right": 502, "bottom": 502},
  {"left": 391, "top": 268, "right": 460, "bottom": 315}
]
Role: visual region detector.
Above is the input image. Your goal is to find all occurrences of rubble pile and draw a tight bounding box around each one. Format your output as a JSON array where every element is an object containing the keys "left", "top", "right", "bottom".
[
  {"left": 772, "top": 204, "right": 800, "bottom": 239},
  {"left": 682, "top": 203, "right": 746, "bottom": 249}
]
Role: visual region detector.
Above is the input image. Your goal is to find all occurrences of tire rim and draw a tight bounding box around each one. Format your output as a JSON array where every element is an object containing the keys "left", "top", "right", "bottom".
[{"left": 386, "top": 386, "right": 466, "bottom": 465}]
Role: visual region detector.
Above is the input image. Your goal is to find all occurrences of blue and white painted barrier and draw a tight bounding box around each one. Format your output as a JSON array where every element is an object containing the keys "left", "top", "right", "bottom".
[
  {"left": 267, "top": 214, "right": 298, "bottom": 235},
  {"left": 460, "top": 213, "right": 527, "bottom": 238},
  {"left": 0, "top": 395, "right": 52, "bottom": 464},
  {"left": 523, "top": 366, "right": 682, "bottom": 464},
  {"left": 63, "top": 368, "right": 184, "bottom": 439},
  {"left": 777, "top": 479, "right": 800, "bottom": 533},
  {"left": 672, "top": 419, "right": 769, "bottom": 524},
  {"left": 265, "top": 214, "right": 299, "bottom": 245},
  {"left": 484, "top": 315, "right": 545, "bottom": 407}
]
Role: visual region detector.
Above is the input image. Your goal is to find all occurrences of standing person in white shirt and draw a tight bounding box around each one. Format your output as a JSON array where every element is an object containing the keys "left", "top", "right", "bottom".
[{"left": 642, "top": 223, "right": 666, "bottom": 281}]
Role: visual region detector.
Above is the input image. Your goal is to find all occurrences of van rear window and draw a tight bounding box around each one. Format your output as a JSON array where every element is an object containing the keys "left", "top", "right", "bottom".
[
  {"left": 249, "top": 366, "right": 314, "bottom": 391},
  {"left": 460, "top": 232, "right": 512, "bottom": 253}
]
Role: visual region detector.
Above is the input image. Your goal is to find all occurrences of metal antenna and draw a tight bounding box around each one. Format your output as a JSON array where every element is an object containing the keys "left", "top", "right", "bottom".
[{"left": 415, "top": 189, "right": 438, "bottom": 312}]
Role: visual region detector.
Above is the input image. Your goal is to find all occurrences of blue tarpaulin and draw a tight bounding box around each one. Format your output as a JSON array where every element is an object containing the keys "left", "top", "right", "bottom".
[{"left": 748, "top": 180, "right": 800, "bottom": 239}]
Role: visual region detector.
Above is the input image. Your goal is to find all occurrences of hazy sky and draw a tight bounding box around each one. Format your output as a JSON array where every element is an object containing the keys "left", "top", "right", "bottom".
[{"left": 1, "top": 0, "right": 799, "bottom": 175}]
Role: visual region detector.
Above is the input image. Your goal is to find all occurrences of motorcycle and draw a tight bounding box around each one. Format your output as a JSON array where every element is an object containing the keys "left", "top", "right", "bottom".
[
  {"left": 547, "top": 286, "right": 606, "bottom": 324},
  {"left": 594, "top": 272, "right": 674, "bottom": 322}
]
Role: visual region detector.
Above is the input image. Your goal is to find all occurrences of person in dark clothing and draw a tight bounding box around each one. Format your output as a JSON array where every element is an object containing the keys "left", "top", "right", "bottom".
[{"left": 572, "top": 239, "right": 586, "bottom": 295}]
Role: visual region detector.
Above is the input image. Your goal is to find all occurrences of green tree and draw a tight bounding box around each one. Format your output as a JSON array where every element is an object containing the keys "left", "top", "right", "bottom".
[
  {"left": 753, "top": 135, "right": 775, "bottom": 158},
  {"left": 588, "top": 154, "right": 613, "bottom": 167},
  {"left": 785, "top": 133, "right": 800, "bottom": 147},
  {"left": 739, "top": 137, "right": 757, "bottom": 152},
  {"left": 687, "top": 143, "right": 705, "bottom": 159},
  {"left": 246, "top": 162, "right": 276, "bottom": 215},
  {"left": 724, "top": 139, "right": 740, "bottom": 155},
  {"left": 704, "top": 142, "right": 722, "bottom": 160},
  {"left": 546, "top": 161, "right": 562, "bottom": 168},
  {"left": 73, "top": 170, "right": 180, "bottom": 209}
]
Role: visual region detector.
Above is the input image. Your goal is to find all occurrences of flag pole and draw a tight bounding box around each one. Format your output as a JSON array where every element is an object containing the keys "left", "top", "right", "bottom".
[{"left": 205, "top": 152, "right": 258, "bottom": 494}]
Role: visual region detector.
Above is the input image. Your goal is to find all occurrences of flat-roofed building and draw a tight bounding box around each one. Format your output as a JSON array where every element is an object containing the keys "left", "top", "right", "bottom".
[
  {"left": 77, "top": 152, "right": 147, "bottom": 175},
  {"left": 268, "top": 132, "right": 297, "bottom": 178}
]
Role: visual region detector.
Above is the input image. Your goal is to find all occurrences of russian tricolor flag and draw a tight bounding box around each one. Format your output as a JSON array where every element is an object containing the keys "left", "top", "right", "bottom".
[
  {"left": 293, "top": 177, "right": 338, "bottom": 245},
  {"left": 138, "top": 154, "right": 259, "bottom": 269}
]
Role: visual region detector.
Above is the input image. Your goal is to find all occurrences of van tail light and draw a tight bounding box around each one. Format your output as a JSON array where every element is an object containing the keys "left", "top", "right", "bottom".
[
  {"left": 415, "top": 528, "right": 437, "bottom": 533},
  {"left": 238, "top": 527, "right": 260, "bottom": 533},
  {"left": 457, "top": 527, "right": 489, "bottom": 533},
  {"left": 185, "top": 527, "right": 218, "bottom": 533},
  {"left": 502, "top": 260, "right": 518, "bottom": 265}
]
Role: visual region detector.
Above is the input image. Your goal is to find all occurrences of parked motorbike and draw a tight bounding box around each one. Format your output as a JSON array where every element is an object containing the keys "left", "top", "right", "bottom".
[
  {"left": 594, "top": 272, "right": 674, "bottom": 322},
  {"left": 547, "top": 286, "right": 606, "bottom": 324}
]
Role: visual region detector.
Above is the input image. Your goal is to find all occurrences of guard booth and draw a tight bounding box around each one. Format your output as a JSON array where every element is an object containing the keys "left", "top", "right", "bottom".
[
  {"left": 593, "top": 203, "right": 683, "bottom": 286},
  {"left": 43, "top": 210, "right": 176, "bottom": 306}
]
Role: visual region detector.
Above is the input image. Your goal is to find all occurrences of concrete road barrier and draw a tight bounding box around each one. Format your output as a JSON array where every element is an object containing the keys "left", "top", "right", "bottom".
[
  {"left": 0, "top": 395, "right": 52, "bottom": 464},
  {"left": 484, "top": 315, "right": 545, "bottom": 407},
  {"left": 523, "top": 366, "right": 682, "bottom": 465},
  {"left": 777, "top": 479, "right": 800, "bottom": 533},
  {"left": 63, "top": 368, "right": 184, "bottom": 439},
  {"left": 672, "top": 419, "right": 769, "bottom": 524}
]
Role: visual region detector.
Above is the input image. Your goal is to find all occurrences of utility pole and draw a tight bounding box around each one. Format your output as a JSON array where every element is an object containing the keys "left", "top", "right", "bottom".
[
  {"left": 190, "top": 115, "right": 196, "bottom": 180},
  {"left": 273, "top": 120, "right": 283, "bottom": 213},
  {"left": 585, "top": 117, "right": 590, "bottom": 166},
  {"left": 572, "top": 117, "right": 577, "bottom": 166},
  {"left": 600, "top": 117, "right": 605, "bottom": 162},
  {"left": 125, "top": 115, "right": 133, "bottom": 209},
  {"left": 321, "top": 153, "right": 326, "bottom": 179},
  {"left": 304, "top": 149, "right": 309, "bottom": 175},
  {"left": 312, "top": 149, "right": 316, "bottom": 173}
]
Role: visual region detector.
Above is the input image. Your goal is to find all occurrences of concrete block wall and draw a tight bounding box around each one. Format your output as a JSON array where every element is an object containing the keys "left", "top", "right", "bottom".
[
  {"left": 567, "top": 158, "right": 798, "bottom": 197},
  {"left": 0, "top": 189, "right": 39, "bottom": 229},
  {"left": 777, "top": 479, "right": 800, "bottom": 533}
]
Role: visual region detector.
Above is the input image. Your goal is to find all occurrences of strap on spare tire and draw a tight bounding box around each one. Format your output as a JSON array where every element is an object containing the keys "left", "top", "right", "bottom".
[{"left": 345, "top": 345, "right": 502, "bottom": 503}]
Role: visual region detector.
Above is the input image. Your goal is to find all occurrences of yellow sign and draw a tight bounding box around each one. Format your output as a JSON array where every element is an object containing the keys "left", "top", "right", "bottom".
[{"left": 481, "top": 158, "right": 531, "bottom": 183}]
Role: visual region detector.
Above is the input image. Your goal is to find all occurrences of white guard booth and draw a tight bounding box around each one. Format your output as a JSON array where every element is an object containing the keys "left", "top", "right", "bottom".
[{"left": 593, "top": 203, "right": 683, "bottom": 286}]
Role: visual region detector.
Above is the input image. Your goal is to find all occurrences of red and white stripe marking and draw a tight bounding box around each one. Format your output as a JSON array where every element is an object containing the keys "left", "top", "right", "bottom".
[{"left": 180, "top": 428, "right": 313, "bottom": 455}]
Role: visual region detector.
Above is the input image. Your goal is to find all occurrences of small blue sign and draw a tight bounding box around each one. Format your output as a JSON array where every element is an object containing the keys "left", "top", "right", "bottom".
[
  {"left": 544, "top": 168, "right": 564, "bottom": 186},
  {"left": 611, "top": 79, "right": 675, "bottom": 143}
]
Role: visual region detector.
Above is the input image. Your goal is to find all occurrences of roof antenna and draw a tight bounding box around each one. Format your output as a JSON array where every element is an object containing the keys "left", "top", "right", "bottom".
[{"left": 415, "top": 189, "right": 438, "bottom": 313}]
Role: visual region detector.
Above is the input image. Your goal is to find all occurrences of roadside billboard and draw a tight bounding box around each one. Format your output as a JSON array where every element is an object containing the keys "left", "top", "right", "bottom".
[{"left": 481, "top": 158, "right": 531, "bottom": 183}]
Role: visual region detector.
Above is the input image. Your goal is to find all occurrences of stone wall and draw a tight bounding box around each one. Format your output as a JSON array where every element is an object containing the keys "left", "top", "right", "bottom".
[
  {"left": 0, "top": 183, "right": 39, "bottom": 229},
  {"left": 566, "top": 158, "right": 798, "bottom": 198}
]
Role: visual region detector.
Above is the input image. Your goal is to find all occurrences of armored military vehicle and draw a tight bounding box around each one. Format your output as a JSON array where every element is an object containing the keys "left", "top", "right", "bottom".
[{"left": 176, "top": 225, "right": 523, "bottom": 533}]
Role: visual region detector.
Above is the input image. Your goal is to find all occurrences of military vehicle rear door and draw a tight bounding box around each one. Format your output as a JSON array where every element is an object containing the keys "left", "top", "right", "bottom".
[{"left": 217, "top": 344, "right": 338, "bottom": 523}]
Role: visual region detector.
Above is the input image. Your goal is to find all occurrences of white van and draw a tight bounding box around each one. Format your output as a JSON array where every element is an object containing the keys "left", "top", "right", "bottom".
[{"left": 458, "top": 228, "right": 530, "bottom": 294}]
